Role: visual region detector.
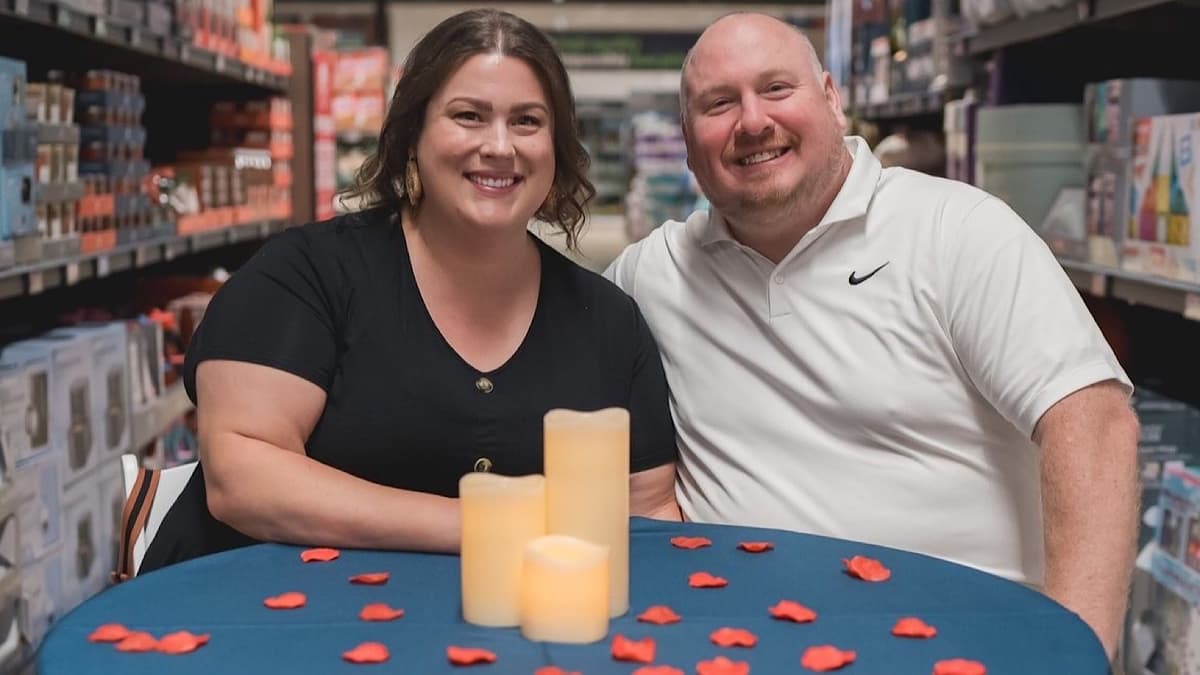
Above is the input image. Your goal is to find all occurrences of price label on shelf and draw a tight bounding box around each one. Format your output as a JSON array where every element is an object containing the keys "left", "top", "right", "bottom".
[
  {"left": 134, "top": 245, "right": 147, "bottom": 267},
  {"left": 65, "top": 262, "right": 80, "bottom": 286},
  {"left": 164, "top": 243, "right": 176, "bottom": 261},
  {"left": 55, "top": 6, "right": 70, "bottom": 27},
  {"left": 215, "top": 55, "right": 226, "bottom": 72},
  {"left": 97, "top": 255, "right": 110, "bottom": 278},
  {"left": 27, "top": 271, "right": 43, "bottom": 296},
  {"left": 93, "top": 17, "right": 106, "bottom": 38},
  {"left": 1089, "top": 273, "right": 1106, "bottom": 297},
  {"left": 14, "top": 0, "right": 29, "bottom": 15},
  {"left": 1184, "top": 293, "right": 1200, "bottom": 322}
]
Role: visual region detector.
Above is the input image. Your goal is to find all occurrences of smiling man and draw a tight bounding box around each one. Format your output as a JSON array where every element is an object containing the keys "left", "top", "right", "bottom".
[{"left": 605, "top": 12, "right": 1139, "bottom": 660}]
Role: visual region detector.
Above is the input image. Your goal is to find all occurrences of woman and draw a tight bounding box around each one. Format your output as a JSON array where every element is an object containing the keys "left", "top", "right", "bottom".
[{"left": 141, "top": 9, "right": 680, "bottom": 571}]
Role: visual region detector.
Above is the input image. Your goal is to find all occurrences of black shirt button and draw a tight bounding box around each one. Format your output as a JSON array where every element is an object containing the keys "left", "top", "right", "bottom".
[
  {"left": 473, "top": 457, "right": 493, "bottom": 472},
  {"left": 475, "top": 377, "right": 494, "bottom": 394}
]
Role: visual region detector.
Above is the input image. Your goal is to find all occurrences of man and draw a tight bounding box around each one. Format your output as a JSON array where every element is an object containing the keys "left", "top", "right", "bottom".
[{"left": 605, "top": 12, "right": 1139, "bottom": 660}]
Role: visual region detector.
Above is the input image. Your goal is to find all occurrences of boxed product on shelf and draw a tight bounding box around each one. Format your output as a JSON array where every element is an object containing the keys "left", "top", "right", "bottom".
[
  {"left": 0, "top": 346, "right": 52, "bottom": 471},
  {"left": 5, "top": 334, "right": 97, "bottom": 489},
  {"left": 1152, "top": 465, "right": 1200, "bottom": 608},
  {"left": 1123, "top": 113, "right": 1200, "bottom": 283},
  {"left": 0, "top": 57, "right": 38, "bottom": 267},
  {"left": 0, "top": 502, "right": 19, "bottom": 665},
  {"left": 18, "top": 546, "right": 64, "bottom": 650},
  {"left": 974, "top": 104, "right": 1086, "bottom": 252},
  {"left": 59, "top": 474, "right": 105, "bottom": 612},
  {"left": 49, "top": 323, "right": 129, "bottom": 461},
  {"left": 1085, "top": 79, "right": 1200, "bottom": 269},
  {"left": 126, "top": 317, "right": 164, "bottom": 417},
  {"left": 95, "top": 457, "right": 123, "bottom": 593},
  {"left": 14, "top": 458, "right": 62, "bottom": 567}
]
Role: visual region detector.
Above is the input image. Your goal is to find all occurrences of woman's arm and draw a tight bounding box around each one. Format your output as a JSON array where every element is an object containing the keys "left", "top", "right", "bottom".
[
  {"left": 631, "top": 462, "right": 682, "bottom": 520},
  {"left": 198, "top": 359, "right": 461, "bottom": 552}
]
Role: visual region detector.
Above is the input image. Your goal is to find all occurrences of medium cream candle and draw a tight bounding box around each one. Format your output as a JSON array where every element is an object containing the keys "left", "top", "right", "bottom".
[
  {"left": 543, "top": 408, "right": 630, "bottom": 617},
  {"left": 459, "top": 473, "right": 546, "bottom": 627},
  {"left": 519, "top": 535, "right": 610, "bottom": 643}
]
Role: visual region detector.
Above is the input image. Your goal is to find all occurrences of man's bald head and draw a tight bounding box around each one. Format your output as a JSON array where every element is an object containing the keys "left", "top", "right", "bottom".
[{"left": 680, "top": 12, "right": 824, "bottom": 116}]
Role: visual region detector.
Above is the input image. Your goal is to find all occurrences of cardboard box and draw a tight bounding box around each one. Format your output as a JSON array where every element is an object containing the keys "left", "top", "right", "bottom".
[
  {"left": 1123, "top": 113, "right": 1200, "bottom": 283},
  {"left": 96, "top": 458, "right": 124, "bottom": 581},
  {"left": 18, "top": 547, "right": 63, "bottom": 650},
  {"left": 126, "top": 319, "right": 164, "bottom": 418},
  {"left": 14, "top": 459, "right": 61, "bottom": 566},
  {"left": 1152, "top": 465, "right": 1200, "bottom": 607},
  {"left": 60, "top": 475, "right": 106, "bottom": 611},
  {"left": 0, "top": 345, "right": 53, "bottom": 470},
  {"left": 51, "top": 323, "right": 130, "bottom": 460}
]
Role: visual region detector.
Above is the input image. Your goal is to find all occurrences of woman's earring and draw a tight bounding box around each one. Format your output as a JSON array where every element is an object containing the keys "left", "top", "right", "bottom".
[{"left": 405, "top": 156, "right": 423, "bottom": 206}]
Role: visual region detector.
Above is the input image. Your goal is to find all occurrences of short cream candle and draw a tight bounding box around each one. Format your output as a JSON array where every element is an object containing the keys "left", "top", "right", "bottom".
[
  {"left": 459, "top": 473, "right": 546, "bottom": 627},
  {"left": 519, "top": 535, "right": 610, "bottom": 643},
  {"left": 543, "top": 408, "right": 630, "bottom": 617}
]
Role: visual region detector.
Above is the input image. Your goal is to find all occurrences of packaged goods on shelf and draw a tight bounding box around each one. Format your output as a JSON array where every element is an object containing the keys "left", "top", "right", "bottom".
[
  {"left": 1084, "top": 79, "right": 1200, "bottom": 268},
  {"left": 974, "top": 104, "right": 1086, "bottom": 254},
  {"left": 0, "top": 57, "right": 38, "bottom": 270},
  {"left": 944, "top": 95, "right": 979, "bottom": 185},
  {"left": 1152, "top": 465, "right": 1200, "bottom": 608},
  {"left": 1123, "top": 113, "right": 1200, "bottom": 284}
]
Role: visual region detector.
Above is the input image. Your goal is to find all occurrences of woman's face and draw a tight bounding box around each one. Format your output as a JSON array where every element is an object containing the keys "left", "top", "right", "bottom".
[{"left": 415, "top": 53, "right": 555, "bottom": 234}]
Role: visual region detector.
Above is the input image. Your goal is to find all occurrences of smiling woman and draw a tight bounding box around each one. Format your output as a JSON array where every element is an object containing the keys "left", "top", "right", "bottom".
[{"left": 138, "top": 9, "right": 682, "bottom": 574}]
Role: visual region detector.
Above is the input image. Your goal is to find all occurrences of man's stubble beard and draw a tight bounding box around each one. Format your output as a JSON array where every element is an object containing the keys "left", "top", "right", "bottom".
[{"left": 718, "top": 137, "right": 848, "bottom": 230}]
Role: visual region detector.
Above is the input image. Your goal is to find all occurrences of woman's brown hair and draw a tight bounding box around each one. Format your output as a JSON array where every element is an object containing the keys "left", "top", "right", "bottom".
[{"left": 343, "top": 9, "right": 595, "bottom": 250}]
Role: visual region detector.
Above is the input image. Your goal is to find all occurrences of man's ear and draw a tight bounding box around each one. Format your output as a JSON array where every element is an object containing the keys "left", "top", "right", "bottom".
[
  {"left": 823, "top": 71, "right": 848, "bottom": 133},
  {"left": 680, "top": 112, "right": 695, "bottom": 172}
]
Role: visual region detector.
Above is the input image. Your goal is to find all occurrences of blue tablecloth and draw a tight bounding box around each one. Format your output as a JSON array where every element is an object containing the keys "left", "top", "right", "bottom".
[{"left": 39, "top": 518, "right": 1107, "bottom": 674}]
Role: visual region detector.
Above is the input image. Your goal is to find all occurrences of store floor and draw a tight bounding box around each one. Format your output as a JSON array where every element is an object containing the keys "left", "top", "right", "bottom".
[{"left": 534, "top": 213, "right": 632, "bottom": 274}]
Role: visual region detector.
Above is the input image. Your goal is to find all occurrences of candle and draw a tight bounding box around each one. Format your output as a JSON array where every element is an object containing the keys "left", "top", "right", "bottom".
[
  {"left": 459, "top": 473, "right": 546, "bottom": 627},
  {"left": 543, "top": 408, "right": 630, "bottom": 617},
  {"left": 519, "top": 535, "right": 610, "bottom": 643}
]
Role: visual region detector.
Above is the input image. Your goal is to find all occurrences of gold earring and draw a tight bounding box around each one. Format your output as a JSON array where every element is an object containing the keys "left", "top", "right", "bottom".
[{"left": 405, "top": 156, "right": 423, "bottom": 206}]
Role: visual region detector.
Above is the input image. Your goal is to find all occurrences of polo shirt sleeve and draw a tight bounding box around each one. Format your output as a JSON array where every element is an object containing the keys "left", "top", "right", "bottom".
[
  {"left": 604, "top": 238, "right": 646, "bottom": 294},
  {"left": 938, "top": 196, "right": 1131, "bottom": 438},
  {"left": 183, "top": 227, "right": 342, "bottom": 402}
]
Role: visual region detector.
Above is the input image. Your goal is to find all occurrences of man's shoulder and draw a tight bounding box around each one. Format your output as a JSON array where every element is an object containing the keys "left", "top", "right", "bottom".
[
  {"left": 606, "top": 211, "right": 708, "bottom": 293},
  {"left": 877, "top": 166, "right": 992, "bottom": 212}
]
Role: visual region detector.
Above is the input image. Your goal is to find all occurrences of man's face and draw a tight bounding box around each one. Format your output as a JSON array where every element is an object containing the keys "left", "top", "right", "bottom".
[{"left": 682, "top": 16, "right": 847, "bottom": 222}]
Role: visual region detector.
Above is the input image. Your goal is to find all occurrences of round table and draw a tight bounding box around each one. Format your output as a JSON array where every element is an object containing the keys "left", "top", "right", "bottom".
[{"left": 40, "top": 518, "right": 1107, "bottom": 674}]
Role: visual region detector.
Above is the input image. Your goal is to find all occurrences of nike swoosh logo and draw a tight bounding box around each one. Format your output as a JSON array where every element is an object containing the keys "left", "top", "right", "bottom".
[{"left": 848, "top": 262, "right": 889, "bottom": 285}]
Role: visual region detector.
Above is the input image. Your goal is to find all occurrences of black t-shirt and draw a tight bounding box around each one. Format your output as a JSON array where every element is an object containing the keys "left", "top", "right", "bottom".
[{"left": 143, "top": 207, "right": 677, "bottom": 571}]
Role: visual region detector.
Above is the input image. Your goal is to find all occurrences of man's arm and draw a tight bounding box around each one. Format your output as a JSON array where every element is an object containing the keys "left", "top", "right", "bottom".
[
  {"left": 1034, "top": 379, "right": 1139, "bottom": 660},
  {"left": 631, "top": 462, "right": 682, "bottom": 521}
]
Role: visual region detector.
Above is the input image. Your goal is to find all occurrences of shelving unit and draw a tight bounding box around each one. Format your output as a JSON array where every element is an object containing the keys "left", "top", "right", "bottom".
[
  {"left": 0, "top": 219, "right": 288, "bottom": 300},
  {"left": 129, "top": 380, "right": 193, "bottom": 453},
  {"left": 1059, "top": 258, "right": 1200, "bottom": 322},
  {"left": 853, "top": 90, "right": 948, "bottom": 123},
  {"left": 963, "top": 0, "right": 1187, "bottom": 54},
  {"left": 0, "top": 0, "right": 288, "bottom": 92}
]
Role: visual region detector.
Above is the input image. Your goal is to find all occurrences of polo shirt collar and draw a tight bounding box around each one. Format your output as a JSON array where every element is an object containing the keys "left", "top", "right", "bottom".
[{"left": 697, "top": 136, "right": 881, "bottom": 249}]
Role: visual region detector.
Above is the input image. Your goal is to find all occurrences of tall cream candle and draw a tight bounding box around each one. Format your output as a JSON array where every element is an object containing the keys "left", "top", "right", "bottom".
[
  {"left": 543, "top": 408, "right": 630, "bottom": 617},
  {"left": 459, "top": 473, "right": 546, "bottom": 627},
  {"left": 519, "top": 535, "right": 610, "bottom": 643}
]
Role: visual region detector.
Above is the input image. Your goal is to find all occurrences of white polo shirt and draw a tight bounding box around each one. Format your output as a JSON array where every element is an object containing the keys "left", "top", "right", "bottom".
[{"left": 606, "top": 136, "right": 1130, "bottom": 585}]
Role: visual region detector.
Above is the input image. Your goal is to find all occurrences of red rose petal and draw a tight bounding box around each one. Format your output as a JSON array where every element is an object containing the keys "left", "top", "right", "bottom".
[
  {"left": 88, "top": 623, "right": 131, "bottom": 643},
  {"left": 637, "top": 605, "right": 682, "bottom": 625},
  {"left": 933, "top": 658, "right": 987, "bottom": 675},
  {"left": 892, "top": 617, "right": 938, "bottom": 638},
  {"left": 349, "top": 572, "right": 390, "bottom": 585},
  {"left": 359, "top": 603, "right": 405, "bottom": 622},
  {"left": 843, "top": 555, "right": 891, "bottom": 582},
  {"left": 300, "top": 547, "right": 340, "bottom": 563},
  {"left": 535, "top": 668, "right": 581, "bottom": 675},
  {"left": 263, "top": 592, "right": 307, "bottom": 609},
  {"left": 343, "top": 642, "right": 390, "bottom": 664},
  {"left": 671, "top": 536, "right": 712, "bottom": 550},
  {"left": 697, "top": 655, "right": 751, "bottom": 675},
  {"left": 710, "top": 627, "right": 758, "bottom": 648},
  {"left": 611, "top": 634, "right": 656, "bottom": 663},
  {"left": 738, "top": 541, "right": 774, "bottom": 553},
  {"left": 156, "top": 631, "right": 210, "bottom": 655},
  {"left": 801, "top": 645, "right": 857, "bottom": 671},
  {"left": 448, "top": 646, "right": 497, "bottom": 666},
  {"left": 633, "top": 667, "right": 685, "bottom": 675},
  {"left": 114, "top": 631, "right": 158, "bottom": 653},
  {"left": 769, "top": 600, "right": 817, "bottom": 623},
  {"left": 689, "top": 571, "right": 728, "bottom": 588}
]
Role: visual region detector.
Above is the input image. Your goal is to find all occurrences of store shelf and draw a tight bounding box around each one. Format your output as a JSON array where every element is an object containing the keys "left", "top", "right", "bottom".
[
  {"left": 0, "top": 0, "right": 288, "bottom": 92},
  {"left": 1059, "top": 257, "right": 1200, "bottom": 321},
  {"left": 965, "top": 0, "right": 1181, "bottom": 54},
  {"left": 0, "top": 219, "right": 289, "bottom": 301},
  {"left": 854, "top": 90, "right": 948, "bottom": 122},
  {"left": 129, "top": 381, "right": 193, "bottom": 453}
]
